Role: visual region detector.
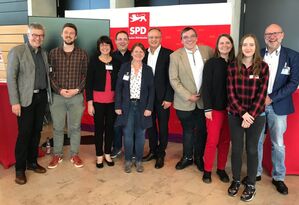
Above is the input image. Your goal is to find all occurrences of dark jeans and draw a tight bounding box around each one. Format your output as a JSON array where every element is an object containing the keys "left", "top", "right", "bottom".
[
  {"left": 147, "top": 99, "right": 170, "bottom": 158},
  {"left": 113, "top": 126, "right": 122, "bottom": 152},
  {"left": 15, "top": 91, "right": 47, "bottom": 172},
  {"left": 228, "top": 114, "right": 266, "bottom": 185},
  {"left": 123, "top": 101, "right": 146, "bottom": 162},
  {"left": 176, "top": 107, "right": 207, "bottom": 161},
  {"left": 93, "top": 102, "right": 115, "bottom": 156}
]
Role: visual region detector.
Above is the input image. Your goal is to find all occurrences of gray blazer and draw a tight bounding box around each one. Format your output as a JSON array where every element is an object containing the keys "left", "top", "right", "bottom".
[
  {"left": 7, "top": 44, "right": 52, "bottom": 107},
  {"left": 169, "top": 45, "right": 213, "bottom": 111}
]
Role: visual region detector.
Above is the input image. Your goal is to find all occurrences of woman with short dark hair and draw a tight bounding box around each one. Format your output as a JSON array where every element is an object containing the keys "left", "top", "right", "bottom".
[{"left": 85, "top": 36, "right": 120, "bottom": 168}]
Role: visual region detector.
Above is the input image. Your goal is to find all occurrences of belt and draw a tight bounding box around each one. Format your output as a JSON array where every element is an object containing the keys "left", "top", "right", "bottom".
[
  {"left": 33, "top": 89, "right": 46, "bottom": 94},
  {"left": 130, "top": 98, "right": 140, "bottom": 102}
]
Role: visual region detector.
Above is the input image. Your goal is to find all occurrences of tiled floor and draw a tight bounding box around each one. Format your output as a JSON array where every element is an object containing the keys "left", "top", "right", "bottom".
[{"left": 0, "top": 125, "right": 298, "bottom": 205}]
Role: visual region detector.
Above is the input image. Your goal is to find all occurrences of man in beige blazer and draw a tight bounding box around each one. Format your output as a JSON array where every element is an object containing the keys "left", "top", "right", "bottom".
[
  {"left": 169, "top": 27, "right": 213, "bottom": 171},
  {"left": 7, "top": 23, "right": 52, "bottom": 185}
]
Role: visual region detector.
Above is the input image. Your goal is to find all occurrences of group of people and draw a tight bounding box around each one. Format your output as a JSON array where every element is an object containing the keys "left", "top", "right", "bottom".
[{"left": 7, "top": 22, "right": 299, "bottom": 202}]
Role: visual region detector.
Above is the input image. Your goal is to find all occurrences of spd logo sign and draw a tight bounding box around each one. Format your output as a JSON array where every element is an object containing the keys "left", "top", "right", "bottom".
[{"left": 128, "top": 12, "right": 150, "bottom": 40}]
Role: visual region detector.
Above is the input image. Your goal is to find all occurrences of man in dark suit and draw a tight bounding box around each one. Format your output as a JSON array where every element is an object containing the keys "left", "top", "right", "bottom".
[
  {"left": 142, "top": 28, "right": 173, "bottom": 168},
  {"left": 111, "top": 30, "right": 131, "bottom": 158},
  {"left": 7, "top": 23, "right": 52, "bottom": 185},
  {"left": 256, "top": 24, "right": 299, "bottom": 195}
]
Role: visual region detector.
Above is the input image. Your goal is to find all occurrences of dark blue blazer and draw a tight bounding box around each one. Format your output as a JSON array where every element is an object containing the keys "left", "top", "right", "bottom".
[
  {"left": 261, "top": 46, "right": 299, "bottom": 115},
  {"left": 144, "top": 47, "right": 174, "bottom": 103},
  {"left": 114, "top": 61, "right": 155, "bottom": 129}
]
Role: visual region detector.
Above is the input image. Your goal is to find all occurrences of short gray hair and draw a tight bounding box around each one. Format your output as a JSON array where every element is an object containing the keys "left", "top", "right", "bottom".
[{"left": 28, "top": 23, "right": 45, "bottom": 33}]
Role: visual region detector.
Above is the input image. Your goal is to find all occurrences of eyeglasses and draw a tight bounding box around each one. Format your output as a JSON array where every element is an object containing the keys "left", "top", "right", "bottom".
[
  {"left": 31, "top": 33, "right": 45, "bottom": 38},
  {"left": 264, "top": 32, "right": 282, "bottom": 38},
  {"left": 182, "top": 35, "right": 197, "bottom": 41},
  {"left": 148, "top": 36, "right": 161, "bottom": 40}
]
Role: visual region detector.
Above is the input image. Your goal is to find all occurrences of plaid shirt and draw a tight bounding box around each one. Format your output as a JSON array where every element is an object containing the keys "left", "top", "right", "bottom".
[
  {"left": 49, "top": 47, "right": 88, "bottom": 94},
  {"left": 227, "top": 60, "right": 269, "bottom": 118}
]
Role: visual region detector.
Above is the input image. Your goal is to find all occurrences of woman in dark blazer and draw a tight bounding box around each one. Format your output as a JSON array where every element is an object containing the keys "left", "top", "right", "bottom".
[
  {"left": 86, "top": 36, "right": 120, "bottom": 168},
  {"left": 115, "top": 43, "right": 154, "bottom": 173}
]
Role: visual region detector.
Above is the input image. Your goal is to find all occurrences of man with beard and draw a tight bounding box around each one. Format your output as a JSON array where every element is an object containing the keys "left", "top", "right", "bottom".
[
  {"left": 252, "top": 24, "right": 299, "bottom": 195},
  {"left": 111, "top": 30, "right": 131, "bottom": 158},
  {"left": 48, "top": 23, "right": 88, "bottom": 169}
]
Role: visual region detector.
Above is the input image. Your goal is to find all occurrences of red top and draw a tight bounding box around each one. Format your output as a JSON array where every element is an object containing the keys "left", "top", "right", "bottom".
[{"left": 93, "top": 71, "right": 115, "bottom": 103}]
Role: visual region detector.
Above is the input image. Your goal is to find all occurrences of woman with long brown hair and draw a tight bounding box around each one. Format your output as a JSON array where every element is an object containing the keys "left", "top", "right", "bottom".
[
  {"left": 227, "top": 34, "right": 269, "bottom": 202},
  {"left": 202, "top": 34, "right": 235, "bottom": 184}
]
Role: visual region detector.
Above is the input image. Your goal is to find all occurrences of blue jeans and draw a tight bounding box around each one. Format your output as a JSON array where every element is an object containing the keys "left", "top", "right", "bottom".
[
  {"left": 123, "top": 101, "right": 146, "bottom": 162},
  {"left": 257, "top": 105, "right": 287, "bottom": 181}
]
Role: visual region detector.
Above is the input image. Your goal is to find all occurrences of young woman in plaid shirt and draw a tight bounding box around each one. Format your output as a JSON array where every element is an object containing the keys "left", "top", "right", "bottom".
[{"left": 227, "top": 34, "right": 269, "bottom": 202}]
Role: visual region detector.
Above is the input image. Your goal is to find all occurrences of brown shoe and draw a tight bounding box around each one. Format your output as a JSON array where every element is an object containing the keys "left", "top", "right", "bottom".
[
  {"left": 27, "top": 163, "right": 46, "bottom": 173},
  {"left": 15, "top": 172, "right": 27, "bottom": 185}
]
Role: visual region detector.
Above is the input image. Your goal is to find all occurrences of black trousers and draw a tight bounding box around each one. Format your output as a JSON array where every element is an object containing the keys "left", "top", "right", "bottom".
[
  {"left": 147, "top": 99, "right": 170, "bottom": 158},
  {"left": 176, "top": 107, "right": 207, "bottom": 161},
  {"left": 93, "top": 102, "right": 115, "bottom": 156},
  {"left": 15, "top": 91, "right": 47, "bottom": 172},
  {"left": 228, "top": 114, "right": 265, "bottom": 185}
]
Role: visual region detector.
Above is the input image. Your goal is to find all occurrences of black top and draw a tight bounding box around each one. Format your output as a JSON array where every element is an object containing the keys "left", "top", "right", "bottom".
[
  {"left": 112, "top": 50, "right": 131, "bottom": 64},
  {"left": 202, "top": 57, "right": 228, "bottom": 111},
  {"left": 28, "top": 43, "right": 47, "bottom": 90},
  {"left": 85, "top": 56, "right": 121, "bottom": 101}
]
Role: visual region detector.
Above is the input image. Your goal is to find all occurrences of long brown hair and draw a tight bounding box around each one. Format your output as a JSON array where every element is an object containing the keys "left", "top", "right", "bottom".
[
  {"left": 236, "top": 34, "right": 263, "bottom": 77},
  {"left": 214, "top": 34, "right": 235, "bottom": 63}
]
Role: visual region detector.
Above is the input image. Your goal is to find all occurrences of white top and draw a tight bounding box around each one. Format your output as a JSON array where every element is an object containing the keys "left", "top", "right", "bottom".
[
  {"left": 147, "top": 45, "right": 161, "bottom": 75},
  {"left": 130, "top": 66, "right": 142, "bottom": 99},
  {"left": 185, "top": 46, "right": 204, "bottom": 93},
  {"left": 263, "top": 46, "right": 281, "bottom": 94}
]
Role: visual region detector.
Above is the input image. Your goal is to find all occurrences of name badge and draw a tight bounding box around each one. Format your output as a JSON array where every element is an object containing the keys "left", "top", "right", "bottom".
[
  {"left": 123, "top": 74, "right": 129, "bottom": 81},
  {"left": 281, "top": 63, "right": 290, "bottom": 75},
  {"left": 249, "top": 75, "right": 259, "bottom": 79},
  {"left": 105, "top": 65, "right": 113, "bottom": 70}
]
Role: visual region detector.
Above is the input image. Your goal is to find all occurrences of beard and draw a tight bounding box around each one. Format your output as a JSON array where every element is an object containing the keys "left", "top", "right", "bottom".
[{"left": 64, "top": 38, "right": 75, "bottom": 45}]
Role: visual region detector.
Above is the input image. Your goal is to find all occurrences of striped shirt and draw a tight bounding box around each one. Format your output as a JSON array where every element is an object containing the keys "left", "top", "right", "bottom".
[
  {"left": 49, "top": 47, "right": 88, "bottom": 94},
  {"left": 227, "top": 60, "right": 269, "bottom": 118}
]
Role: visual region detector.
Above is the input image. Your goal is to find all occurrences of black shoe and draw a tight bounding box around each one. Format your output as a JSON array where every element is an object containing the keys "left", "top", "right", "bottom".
[
  {"left": 15, "top": 171, "right": 27, "bottom": 185},
  {"left": 155, "top": 157, "right": 164, "bottom": 169},
  {"left": 272, "top": 179, "right": 288, "bottom": 195},
  {"left": 142, "top": 152, "right": 157, "bottom": 162},
  {"left": 240, "top": 185, "right": 256, "bottom": 202},
  {"left": 96, "top": 162, "right": 104, "bottom": 169},
  {"left": 27, "top": 163, "right": 46, "bottom": 173},
  {"left": 175, "top": 158, "right": 193, "bottom": 170},
  {"left": 194, "top": 159, "right": 204, "bottom": 172},
  {"left": 202, "top": 171, "right": 212, "bottom": 184},
  {"left": 228, "top": 180, "right": 241, "bottom": 197},
  {"left": 216, "top": 169, "right": 230, "bottom": 183},
  {"left": 105, "top": 159, "right": 115, "bottom": 167},
  {"left": 111, "top": 149, "right": 121, "bottom": 159},
  {"left": 241, "top": 175, "right": 261, "bottom": 185}
]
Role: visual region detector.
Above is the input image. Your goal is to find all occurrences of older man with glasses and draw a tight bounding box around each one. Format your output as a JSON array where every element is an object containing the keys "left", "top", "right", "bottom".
[{"left": 7, "top": 23, "right": 52, "bottom": 185}]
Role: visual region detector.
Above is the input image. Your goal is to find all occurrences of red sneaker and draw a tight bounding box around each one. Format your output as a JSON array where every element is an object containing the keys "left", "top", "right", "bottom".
[
  {"left": 70, "top": 155, "right": 84, "bottom": 168},
  {"left": 48, "top": 155, "right": 63, "bottom": 169}
]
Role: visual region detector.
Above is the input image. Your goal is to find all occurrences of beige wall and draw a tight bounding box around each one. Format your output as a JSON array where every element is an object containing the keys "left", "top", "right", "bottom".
[{"left": 28, "top": 0, "right": 56, "bottom": 17}]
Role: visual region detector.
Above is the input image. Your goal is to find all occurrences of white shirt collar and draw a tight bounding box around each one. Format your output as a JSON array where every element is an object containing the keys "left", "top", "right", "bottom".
[
  {"left": 148, "top": 45, "right": 161, "bottom": 55},
  {"left": 184, "top": 45, "right": 199, "bottom": 54},
  {"left": 266, "top": 45, "right": 281, "bottom": 56}
]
